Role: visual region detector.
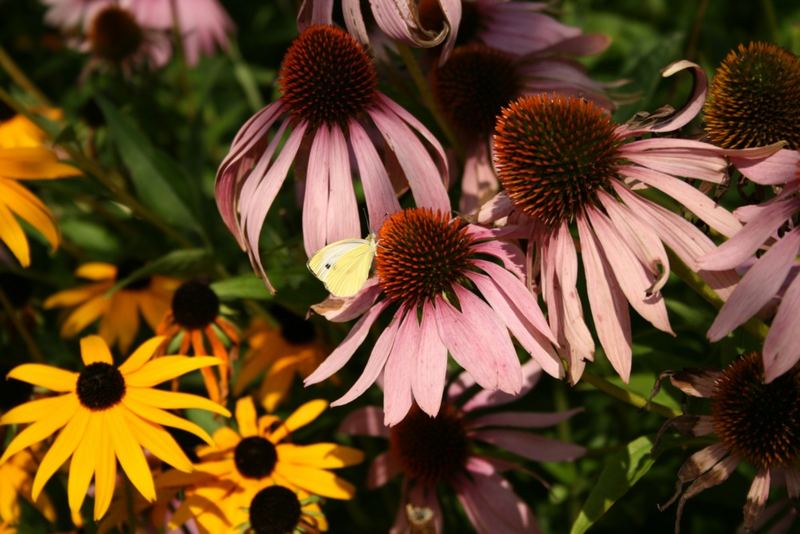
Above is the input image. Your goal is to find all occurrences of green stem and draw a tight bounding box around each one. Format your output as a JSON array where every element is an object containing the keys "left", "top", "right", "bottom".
[
  {"left": 581, "top": 371, "right": 681, "bottom": 419},
  {"left": 0, "top": 289, "right": 44, "bottom": 362},
  {"left": 667, "top": 250, "right": 769, "bottom": 341},
  {"left": 0, "top": 47, "right": 52, "bottom": 106},
  {"left": 396, "top": 44, "right": 464, "bottom": 161}
]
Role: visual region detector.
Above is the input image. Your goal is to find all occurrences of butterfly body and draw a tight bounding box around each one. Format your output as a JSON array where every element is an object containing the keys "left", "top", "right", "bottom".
[{"left": 307, "top": 234, "right": 377, "bottom": 297}]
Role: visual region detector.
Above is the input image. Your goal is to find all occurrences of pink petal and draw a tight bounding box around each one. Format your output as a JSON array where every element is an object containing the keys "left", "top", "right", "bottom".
[
  {"left": 383, "top": 310, "right": 418, "bottom": 426},
  {"left": 304, "top": 300, "right": 389, "bottom": 385},
  {"left": 411, "top": 301, "right": 448, "bottom": 417},
  {"left": 349, "top": 119, "right": 401, "bottom": 233},
  {"left": 628, "top": 60, "right": 707, "bottom": 134},
  {"left": 473, "top": 429, "right": 586, "bottom": 461},
  {"left": 586, "top": 206, "right": 673, "bottom": 334},
  {"left": 341, "top": 0, "right": 369, "bottom": 44},
  {"left": 460, "top": 143, "right": 498, "bottom": 214},
  {"left": 338, "top": 406, "right": 389, "bottom": 438},
  {"left": 477, "top": 191, "right": 514, "bottom": 223},
  {"left": 470, "top": 239, "right": 526, "bottom": 280},
  {"left": 763, "top": 270, "right": 800, "bottom": 381},
  {"left": 325, "top": 124, "right": 361, "bottom": 243},
  {"left": 708, "top": 228, "right": 800, "bottom": 341},
  {"left": 699, "top": 197, "right": 797, "bottom": 270},
  {"left": 742, "top": 470, "right": 771, "bottom": 530},
  {"left": 619, "top": 139, "right": 727, "bottom": 183},
  {"left": 296, "top": 0, "right": 333, "bottom": 28},
  {"left": 730, "top": 147, "right": 800, "bottom": 185},
  {"left": 302, "top": 124, "right": 331, "bottom": 256},
  {"left": 576, "top": 213, "right": 632, "bottom": 382},
  {"left": 310, "top": 279, "right": 383, "bottom": 322},
  {"left": 469, "top": 408, "right": 583, "bottom": 430},
  {"left": 461, "top": 359, "right": 543, "bottom": 413},
  {"left": 332, "top": 309, "right": 403, "bottom": 407},
  {"left": 434, "top": 290, "right": 522, "bottom": 395},
  {"left": 455, "top": 472, "right": 537, "bottom": 534},
  {"left": 367, "top": 451, "right": 401, "bottom": 489}
]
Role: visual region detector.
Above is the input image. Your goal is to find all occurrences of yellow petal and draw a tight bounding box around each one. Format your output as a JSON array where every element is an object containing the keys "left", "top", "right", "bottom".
[
  {"left": 60, "top": 295, "right": 108, "bottom": 337},
  {"left": 118, "top": 336, "right": 167, "bottom": 375},
  {"left": 0, "top": 147, "right": 80, "bottom": 179},
  {"left": 273, "top": 463, "right": 356, "bottom": 500},
  {"left": 80, "top": 335, "right": 114, "bottom": 365},
  {"left": 276, "top": 443, "right": 364, "bottom": 469},
  {"left": 123, "top": 356, "right": 224, "bottom": 388},
  {"left": 234, "top": 397, "right": 257, "bottom": 437},
  {"left": 7, "top": 364, "right": 77, "bottom": 392},
  {"left": 121, "top": 397, "right": 214, "bottom": 445},
  {"left": 100, "top": 291, "right": 139, "bottom": 353},
  {"left": 120, "top": 408, "right": 192, "bottom": 473},
  {"left": 68, "top": 414, "right": 99, "bottom": 514},
  {"left": 136, "top": 292, "right": 169, "bottom": 331},
  {"left": 32, "top": 407, "right": 90, "bottom": 500},
  {"left": 0, "top": 200, "right": 29, "bottom": 267},
  {"left": 233, "top": 352, "right": 268, "bottom": 396},
  {"left": 0, "top": 395, "right": 78, "bottom": 463},
  {"left": 0, "top": 179, "right": 59, "bottom": 249},
  {"left": 43, "top": 284, "right": 105, "bottom": 308},
  {"left": 105, "top": 409, "right": 156, "bottom": 503},
  {"left": 258, "top": 355, "right": 303, "bottom": 413},
  {"left": 0, "top": 394, "right": 72, "bottom": 425},
  {"left": 125, "top": 387, "right": 230, "bottom": 417},
  {"left": 93, "top": 423, "right": 117, "bottom": 520},
  {"left": 75, "top": 262, "right": 116, "bottom": 281},
  {"left": 207, "top": 426, "right": 241, "bottom": 451},
  {"left": 269, "top": 399, "right": 328, "bottom": 443}
]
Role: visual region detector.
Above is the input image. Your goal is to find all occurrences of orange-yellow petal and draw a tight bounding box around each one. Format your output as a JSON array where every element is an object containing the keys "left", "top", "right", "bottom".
[
  {"left": 269, "top": 399, "right": 328, "bottom": 443},
  {"left": 234, "top": 397, "right": 258, "bottom": 437},
  {"left": 123, "top": 356, "right": 224, "bottom": 388},
  {"left": 93, "top": 423, "right": 116, "bottom": 520},
  {"left": 99, "top": 291, "right": 140, "bottom": 353},
  {"left": 68, "top": 413, "right": 99, "bottom": 515},
  {"left": 75, "top": 262, "right": 116, "bottom": 281},
  {"left": 118, "top": 336, "right": 167, "bottom": 375},
  {"left": 125, "top": 387, "right": 230, "bottom": 417},
  {"left": 276, "top": 443, "right": 364, "bottom": 469},
  {"left": 0, "top": 200, "right": 29, "bottom": 267},
  {"left": 0, "top": 394, "right": 72, "bottom": 425},
  {"left": 258, "top": 355, "right": 303, "bottom": 413},
  {"left": 0, "top": 147, "right": 80, "bottom": 179},
  {"left": 7, "top": 364, "right": 78, "bottom": 392},
  {"left": 120, "top": 407, "right": 192, "bottom": 473},
  {"left": 121, "top": 397, "right": 215, "bottom": 445},
  {"left": 105, "top": 408, "right": 156, "bottom": 503},
  {"left": 31, "top": 407, "right": 90, "bottom": 500},
  {"left": 80, "top": 335, "right": 114, "bottom": 365},
  {"left": 60, "top": 295, "right": 109, "bottom": 337},
  {"left": 273, "top": 463, "right": 356, "bottom": 500},
  {"left": 0, "top": 395, "right": 78, "bottom": 463},
  {"left": 43, "top": 283, "right": 106, "bottom": 308},
  {"left": 0, "top": 178, "right": 59, "bottom": 250}
]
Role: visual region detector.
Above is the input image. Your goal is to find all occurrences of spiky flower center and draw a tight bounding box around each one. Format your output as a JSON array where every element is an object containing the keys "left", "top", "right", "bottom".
[
  {"left": 432, "top": 44, "right": 522, "bottom": 143},
  {"left": 375, "top": 209, "right": 476, "bottom": 306},
  {"left": 234, "top": 436, "right": 278, "bottom": 479},
  {"left": 77, "top": 363, "right": 126, "bottom": 410},
  {"left": 279, "top": 24, "right": 377, "bottom": 127},
  {"left": 271, "top": 305, "right": 316, "bottom": 345},
  {"left": 115, "top": 260, "right": 151, "bottom": 291},
  {"left": 249, "top": 485, "right": 301, "bottom": 534},
  {"left": 171, "top": 281, "right": 219, "bottom": 330},
  {"left": 389, "top": 405, "right": 469, "bottom": 484},
  {"left": 418, "top": 0, "right": 481, "bottom": 47},
  {"left": 493, "top": 95, "right": 622, "bottom": 226},
  {"left": 711, "top": 352, "right": 800, "bottom": 469},
  {"left": 88, "top": 6, "right": 143, "bottom": 63},
  {"left": 704, "top": 42, "right": 800, "bottom": 150}
]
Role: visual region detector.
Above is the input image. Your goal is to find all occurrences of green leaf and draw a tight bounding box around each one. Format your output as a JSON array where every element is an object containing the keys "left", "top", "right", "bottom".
[
  {"left": 570, "top": 435, "right": 657, "bottom": 534},
  {"left": 97, "top": 97, "right": 200, "bottom": 231},
  {"left": 109, "top": 248, "right": 212, "bottom": 293},
  {"left": 211, "top": 274, "right": 273, "bottom": 300}
]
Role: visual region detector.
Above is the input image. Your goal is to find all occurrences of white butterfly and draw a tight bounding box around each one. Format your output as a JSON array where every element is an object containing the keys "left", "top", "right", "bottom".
[{"left": 307, "top": 234, "right": 377, "bottom": 297}]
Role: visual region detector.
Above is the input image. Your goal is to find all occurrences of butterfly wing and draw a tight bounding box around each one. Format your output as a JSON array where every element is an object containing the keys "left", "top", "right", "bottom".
[{"left": 307, "top": 237, "right": 376, "bottom": 297}]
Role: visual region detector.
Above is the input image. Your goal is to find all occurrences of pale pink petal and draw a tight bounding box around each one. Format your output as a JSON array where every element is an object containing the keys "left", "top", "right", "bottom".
[
  {"left": 383, "top": 311, "right": 418, "bottom": 426},
  {"left": 460, "top": 143, "right": 498, "bottom": 214},
  {"left": 297, "top": 0, "right": 333, "bottom": 28},
  {"left": 576, "top": 213, "right": 632, "bottom": 382},
  {"left": 708, "top": 229, "right": 800, "bottom": 341},
  {"left": 332, "top": 310, "right": 403, "bottom": 407},
  {"left": 455, "top": 472, "right": 538, "bottom": 534},
  {"left": 302, "top": 124, "right": 332, "bottom": 256},
  {"left": 620, "top": 165, "right": 741, "bottom": 238},
  {"left": 619, "top": 139, "right": 727, "bottom": 182},
  {"left": 411, "top": 301, "right": 448, "bottom": 417},
  {"left": 238, "top": 119, "right": 291, "bottom": 224},
  {"left": 477, "top": 191, "right": 514, "bottom": 223},
  {"left": 730, "top": 148, "right": 800, "bottom": 185},
  {"left": 434, "top": 290, "right": 522, "bottom": 394},
  {"left": 743, "top": 470, "right": 771, "bottom": 530},
  {"left": 763, "top": 273, "right": 800, "bottom": 382},
  {"left": 534, "top": 33, "right": 611, "bottom": 56},
  {"left": 349, "top": 119, "right": 401, "bottom": 232},
  {"left": 367, "top": 451, "right": 401, "bottom": 489},
  {"left": 304, "top": 300, "right": 389, "bottom": 385},
  {"left": 338, "top": 406, "right": 389, "bottom": 438},
  {"left": 470, "top": 239, "right": 526, "bottom": 280},
  {"left": 324, "top": 124, "right": 361, "bottom": 244},
  {"left": 462, "top": 359, "right": 543, "bottom": 413},
  {"left": 469, "top": 408, "right": 583, "bottom": 430},
  {"left": 699, "top": 197, "right": 797, "bottom": 270},
  {"left": 342, "top": 0, "right": 369, "bottom": 44},
  {"left": 473, "top": 429, "right": 586, "bottom": 462},
  {"left": 586, "top": 206, "right": 673, "bottom": 334},
  {"left": 310, "top": 279, "right": 383, "bottom": 322}
]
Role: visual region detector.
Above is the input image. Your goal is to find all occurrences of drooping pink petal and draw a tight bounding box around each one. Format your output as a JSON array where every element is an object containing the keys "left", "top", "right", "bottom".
[
  {"left": 742, "top": 470, "right": 771, "bottom": 530},
  {"left": 332, "top": 309, "right": 404, "bottom": 407},
  {"left": 469, "top": 408, "right": 583, "bottom": 430},
  {"left": 474, "top": 429, "right": 586, "bottom": 462},
  {"left": 455, "top": 471, "right": 537, "bottom": 534},
  {"left": 460, "top": 143, "right": 498, "bottom": 214},
  {"left": 304, "top": 300, "right": 390, "bottom": 385},
  {"left": 302, "top": 124, "right": 332, "bottom": 256},
  {"left": 620, "top": 165, "right": 741, "bottom": 238},
  {"left": 338, "top": 406, "right": 389, "bottom": 438},
  {"left": 434, "top": 290, "right": 522, "bottom": 395},
  {"left": 763, "top": 270, "right": 800, "bottom": 382},
  {"left": 461, "top": 359, "right": 543, "bottom": 413},
  {"left": 619, "top": 139, "right": 727, "bottom": 183},
  {"left": 477, "top": 191, "right": 514, "bottom": 223},
  {"left": 349, "top": 119, "right": 401, "bottom": 232},
  {"left": 238, "top": 120, "right": 291, "bottom": 229},
  {"left": 296, "top": 0, "right": 333, "bottom": 28},
  {"left": 325, "top": 123, "right": 361, "bottom": 244},
  {"left": 370, "top": 0, "right": 460, "bottom": 61},
  {"left": 730, "top": 147, "right": 799, "bottom": 185},
  {"left": 411, "top": 301, "right": 448, "bottom": 417},
  {"left": 367, "top": 451, "right": 401, "bottom": 489},
  {"left": 534, "top": 33, "right": 611, "bottom": 56},
  {"left": 470, "top": 238, "right": 526, "bottom": 280},
  {"left": 699, "top": 197, "right": 797, "bottom": 270},
  {"left": 341, "top": 0, "right": 369, "bottom": 44},
  {"left": 586, "top": 206, "right": 673, "bottom": 334},
  {"left": 708, "top": 228, "right": 800, "bottom": 341},
  {"left": 383, "top": 311, "right": 418, "bottom": 425},
  {"left": 310, "top": 279, "right": 383, "bottom": 322},
  {"left": 576, "top": 213, "right": 632, "bottom": 382}
]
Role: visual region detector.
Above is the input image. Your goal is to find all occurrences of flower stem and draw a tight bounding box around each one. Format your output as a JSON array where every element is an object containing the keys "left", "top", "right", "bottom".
[
  {"left": 581, "top": 371, "right": 681, "bottom": 419},
  {"left": 667, "top": 250, "right": 769, "bottom": 341},
  {"left": 0, "top": 289, "right": 44, "bottom": 362},
  {"left": 0, "top": 47, "right": 52, "bottom": 107},
  {"left": 395, "top": 44, "right": 464, "bottom": 161}
]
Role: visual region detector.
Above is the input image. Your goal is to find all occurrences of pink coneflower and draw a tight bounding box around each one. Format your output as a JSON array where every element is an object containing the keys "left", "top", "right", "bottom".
[
  {"left": 479, "top": 61, "right": 747, "bottom": 384},
  {"left": 340, "top": 361, "right": 585, "bottom": 533},
  {"left": 700, "top": 158, "right": 800, "bottom": 381},
  {"left": 430, "top": 41, "right": 613, "bottom": 213},
  {"left": 125, "top": 0, "right": 235, "bottom": 66},
  {"left": 304, "top": 207, "right": 560, "bottom": 425},
  {"left": 661, "top": 353, "right": 800, "bottom": 532},
  {"left": 216, "top": 25, "right": 449, "bottom": 292}
]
